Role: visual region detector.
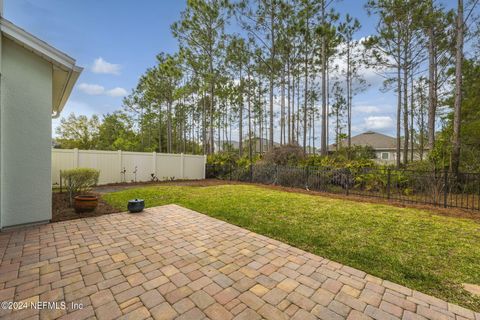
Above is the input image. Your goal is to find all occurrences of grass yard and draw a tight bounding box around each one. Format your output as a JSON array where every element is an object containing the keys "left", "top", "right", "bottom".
[{"left": 103, "top": 184, "right": 480, "bottom": 311}]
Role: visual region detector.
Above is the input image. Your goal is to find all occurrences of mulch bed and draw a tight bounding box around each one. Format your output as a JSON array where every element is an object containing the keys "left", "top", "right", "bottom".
[{"left": 52, "top": 192, "right": 119, "bottom": 222}]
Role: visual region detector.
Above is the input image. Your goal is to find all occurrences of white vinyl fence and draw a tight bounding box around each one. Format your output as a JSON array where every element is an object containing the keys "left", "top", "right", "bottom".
[{"left": 52, "top": 149, "right": 207, "bottom": 186}]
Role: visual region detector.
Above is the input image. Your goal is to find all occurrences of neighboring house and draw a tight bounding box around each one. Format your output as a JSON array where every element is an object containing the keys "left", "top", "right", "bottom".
[
  {"left": 329, "top": 131, "right": 426, "bottom": 164},
  {"left": 0, "top": 7, "right": 81, "bottom": 229}
]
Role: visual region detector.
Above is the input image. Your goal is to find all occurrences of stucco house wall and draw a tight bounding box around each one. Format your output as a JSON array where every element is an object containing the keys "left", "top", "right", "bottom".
[
  {"left": 374, "top": 149, "right": 426, "bottom": 165},
  {"left": 0, "top": 13, "right": 81, "bottom": 229},
  {"left": 0, "top": 37, "right": 53, "bottom": 227}
]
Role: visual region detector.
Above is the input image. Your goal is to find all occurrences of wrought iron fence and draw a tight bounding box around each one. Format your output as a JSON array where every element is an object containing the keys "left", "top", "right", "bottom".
[{"left": 206, "top": 164, "right": 480, "bottom": 211}]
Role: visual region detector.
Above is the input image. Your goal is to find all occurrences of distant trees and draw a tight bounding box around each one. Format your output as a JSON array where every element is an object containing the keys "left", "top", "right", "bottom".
[
  {"left": 337, "top": 14, "right": 365, "bottom": 150},
  {"left": 365, "top": 0, "right": 428, "bottom": 167},
  {"left": 330, "top": 82, "right": 346, "bottom": 151},
  {"left": 56, "top": 114, "right": 100, "bottom": 149},
  {"left": 55, "top": 0, "right": 480, "bottom": 172},
  {"left": 171, "top": 0, "right": 230, "bottom": 154}
]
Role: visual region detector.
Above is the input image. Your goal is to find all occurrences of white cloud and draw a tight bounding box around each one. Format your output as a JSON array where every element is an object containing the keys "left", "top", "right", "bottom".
[
  {"left": 78, "top": 83, "right": 127, "bottom": 98},
  {"left": 106, "top": 87, "right": 128, "bottom": 97},
  {"left": 353, "top": 105, "right": 381, "bottom": 113},
  {"left": 364, "top": 116, "right": 394, "bottom": 130},
  {"left": 92, "top": 57, "right": 121, "bottom": 75},
  {"left": 78, "top": 83, "right": 105, "bottom": 95}
]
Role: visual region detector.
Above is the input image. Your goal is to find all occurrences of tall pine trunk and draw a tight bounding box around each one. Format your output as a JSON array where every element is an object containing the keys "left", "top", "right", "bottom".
[
  {"left": 396, "top": 43, "right": 402, "bottom": 168},
  {"left": 320, "top": 2, "right": 328, "bottom": 155},
  {"left": 281, "top": 69, "right": 286, "bottom": 145},
  {"left": 248, "top": 69, "right": 253, "bottom": 163},
  {"left": 209, "top": 58, "right": 215, "bottom": 154},
  {"left": 403, "top": 48, "right": 409, "bottom": 164},
  {"left": 347, "top": 40, "right": 352, "bottom": 150},
  {"left": 427, "top": 0, "right": 436, "bottom": 150},
  {"left": 269, "top": 8, "right": 275, "bottom": 150},
  {"left": 239, "top": 68, "right": 243, "bottom": 156},
  {"left": 450, "top": 0, "right": 463, "bottom": 175},
  {"left": 202, "top": 91, "right": 207, "bottom": 154},
  {"left": 167, "top": 101, "right": 172, "bottom": 153},
  {"left": 291, "top": 66, "right": 295, "bottom": 143},
  {"left": 410, "top": 73, "right": 414, "bottom": 162},
  {"left": 158, "top": 105, "right": 162, "bottom": 153},
  {"left": 287, "top": 58, "right": 291, "bottom": 144},
  {"left": 303, "top": 38, "right": 308, "bottom": 154}
]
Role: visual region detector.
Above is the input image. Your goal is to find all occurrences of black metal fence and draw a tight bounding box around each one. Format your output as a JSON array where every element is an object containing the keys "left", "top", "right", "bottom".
[{"left": 206, "top": 164, "right": 480, "bottom": 211}]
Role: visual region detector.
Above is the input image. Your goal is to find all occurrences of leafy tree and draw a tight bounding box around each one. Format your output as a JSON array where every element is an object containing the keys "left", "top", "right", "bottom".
[
  {"left": 96, "top": 112, "right": 138, "bottom": 151},
  {"left": 55, "top": 113, "right": 100, "bottom": 149}
]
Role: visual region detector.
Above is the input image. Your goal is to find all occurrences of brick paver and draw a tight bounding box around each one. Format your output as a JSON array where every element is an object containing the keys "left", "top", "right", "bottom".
[{"left": 0, "top": 204, "right": 478, "bottom": 319}]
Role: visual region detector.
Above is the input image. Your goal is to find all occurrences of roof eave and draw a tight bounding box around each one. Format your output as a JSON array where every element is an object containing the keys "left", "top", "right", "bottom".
[
  {"left": 0, "top": 18, "right": 82, "bottom": 117},
  {"left": 52, "top": 66, "right": 83, "bottom": 118}
]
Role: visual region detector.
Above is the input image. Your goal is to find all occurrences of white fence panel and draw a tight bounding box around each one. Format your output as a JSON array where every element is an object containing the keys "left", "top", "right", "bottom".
[
  {"left": 52, "top": 149, "right": 206, "bottom": 186},
  {"left": 78, "top": 150, "right": 120, "bottom": 185},
  {"left": 184, "top": 155, "right": 206, "bottom": 179},
  {"left": 156, "top": 154, "right": 182, "bottom": 180},
  {"left": 51, "top": 149, "right": 75, "bottom": 185},
  {"left": 122, "top": 152, "right": 153, "bottom": 183}
]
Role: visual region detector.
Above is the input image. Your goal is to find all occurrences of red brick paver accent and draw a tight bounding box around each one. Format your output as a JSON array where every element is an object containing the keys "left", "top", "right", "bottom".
[{"left": 0, "top": 204, "right": 478, "bottom": 319}]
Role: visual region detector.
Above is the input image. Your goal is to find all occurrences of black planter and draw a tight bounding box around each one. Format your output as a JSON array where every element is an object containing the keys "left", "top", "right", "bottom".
[{"left": 128, "top": 199, "right": 145, "bottom": 213}]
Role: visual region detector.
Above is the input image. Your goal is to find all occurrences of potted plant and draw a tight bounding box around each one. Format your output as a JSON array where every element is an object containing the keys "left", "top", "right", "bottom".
[{"left": 61, "top": 168, "right": 100, "bottom": 213}]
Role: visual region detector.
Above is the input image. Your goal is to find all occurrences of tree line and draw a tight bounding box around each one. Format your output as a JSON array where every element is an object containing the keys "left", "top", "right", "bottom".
[{"left": 56, "top": 0, "right": 479, "bottom": 173}]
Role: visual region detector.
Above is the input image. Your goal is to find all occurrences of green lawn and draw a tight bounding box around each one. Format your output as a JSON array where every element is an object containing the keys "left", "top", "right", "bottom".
[{"left": 103, "top": 184, "right": 480, "bottom": 311}]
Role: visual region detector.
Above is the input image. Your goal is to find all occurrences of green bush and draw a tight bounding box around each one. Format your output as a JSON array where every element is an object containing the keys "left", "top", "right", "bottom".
[
  {"left": 334, "top": 145, "right": 377, "bottom": 160},
  {"left": 61, "top": 168, "right": 100, "bottom": 206},
  {"left": 302, "top": 155, "right": 376, "bottom": 173},
  {"left": 207, "top": 151, "right": 239, "bottom": 167},
  {"left": 263, "top": 144, "right": 305, "bottom": 166}
]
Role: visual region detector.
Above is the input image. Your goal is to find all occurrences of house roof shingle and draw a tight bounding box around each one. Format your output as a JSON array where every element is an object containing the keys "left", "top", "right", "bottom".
[{"left": 329, "top": 131, "right": 397, "bottom": 151}]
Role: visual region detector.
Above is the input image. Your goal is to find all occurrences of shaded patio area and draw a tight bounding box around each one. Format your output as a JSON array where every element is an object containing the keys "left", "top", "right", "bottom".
[{"left": 0, "top": 205, "right": 478, "bottom": 320}]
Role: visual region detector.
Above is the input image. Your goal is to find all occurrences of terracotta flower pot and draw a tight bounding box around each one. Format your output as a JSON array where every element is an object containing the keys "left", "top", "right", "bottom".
[{"left": 74, "top": 195, "right": 98, "bottom": 213}]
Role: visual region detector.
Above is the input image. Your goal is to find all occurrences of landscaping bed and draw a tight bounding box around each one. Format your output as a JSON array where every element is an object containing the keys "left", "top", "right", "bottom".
[
  {"left": 52, "top": 192, "right": 118, "bottom": 222},
  {"left": 103, "top": 184, "right": 480, "bottom": 311}
]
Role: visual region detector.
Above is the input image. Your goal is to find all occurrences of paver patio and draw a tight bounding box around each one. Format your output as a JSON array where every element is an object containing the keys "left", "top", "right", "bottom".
[{"left": 0, "top": 205, "right": 478, "bottom": 320}]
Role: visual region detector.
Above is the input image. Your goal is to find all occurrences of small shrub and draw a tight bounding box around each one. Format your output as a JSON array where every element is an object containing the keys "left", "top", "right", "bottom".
[
  {"left": 207, "top": 151, "right": 239, "bottom": 167},
  {"left": 344, "top": 159, "right": 377, "bottom": 174},
  {"left": 355, "top": 170, "right": 387, "bottom": 192},
  {"left": 61, "top": 168, "right": 100, "bottom": 206},
  {"left": 405, "top": 160, "right": 436, "bottom": 172}
]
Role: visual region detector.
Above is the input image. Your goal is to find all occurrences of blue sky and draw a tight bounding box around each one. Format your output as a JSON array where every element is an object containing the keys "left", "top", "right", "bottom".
[
  {"left": 5, "top": 0, "right": 187, "bottom": 134},
  {"left": 4, "top": 0, "right": 465, "bottom": 142}
]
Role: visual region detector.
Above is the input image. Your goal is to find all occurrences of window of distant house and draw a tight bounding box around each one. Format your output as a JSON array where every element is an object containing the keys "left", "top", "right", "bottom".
[{"left": 381, "top": 152, "right": 389, "bottom": 160}]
